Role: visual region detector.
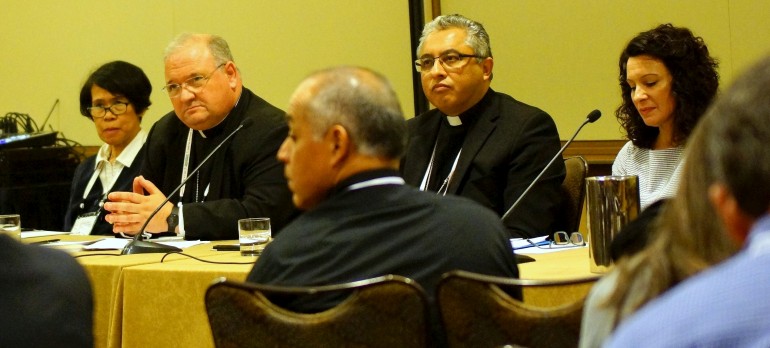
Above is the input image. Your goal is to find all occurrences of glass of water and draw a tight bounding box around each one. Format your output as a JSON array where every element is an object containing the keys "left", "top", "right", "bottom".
[
  {"left": 0, "top": 214, "right": 21, "bottom": 240},
  {"left": 238, "top": 217, "right": 271, "bottom": 256}
]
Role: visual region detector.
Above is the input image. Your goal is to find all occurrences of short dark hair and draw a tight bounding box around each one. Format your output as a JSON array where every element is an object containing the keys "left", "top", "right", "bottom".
[
  {"left": 79, "top": 61, "right": 152, "bottom": 120},
  {"left": 616, "top": 24, "right": 719, "bottom": 148}
]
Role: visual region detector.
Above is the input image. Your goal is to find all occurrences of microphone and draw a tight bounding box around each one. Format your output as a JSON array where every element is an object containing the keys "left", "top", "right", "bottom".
[
  {"left": 121, "top": 118, "right": 254, "bottom": 255},
  {"left": 501, "top": 109, "right": 601, "bottom": 222}
]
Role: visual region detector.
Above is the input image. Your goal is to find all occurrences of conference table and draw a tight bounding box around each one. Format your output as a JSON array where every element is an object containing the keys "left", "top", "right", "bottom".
[{"left": 25, "top": 234, "right": 598, "bottom": 348}]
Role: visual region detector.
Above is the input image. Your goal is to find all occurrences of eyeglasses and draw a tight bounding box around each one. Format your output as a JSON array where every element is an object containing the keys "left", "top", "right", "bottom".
[
  {"left": 88, "top": 102, "right": 129, "bottom": 119},
  {"left": 163, "top": 63, "right": 226, "bottom": 98},
  {"left": 527, "top": 232, "right": 585, "bottom": 249},
  {"left": 414, "top": 52, "right": 481, "bottom": 73}
]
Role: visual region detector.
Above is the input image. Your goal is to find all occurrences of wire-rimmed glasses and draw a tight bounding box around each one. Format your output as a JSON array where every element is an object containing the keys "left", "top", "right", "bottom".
[
  {"left": 527, "top": 231, "right": 585, "bottom": 249},
  {"left": 414, "top": 52, "right": 481, "bottom": 73},
  {"left": 163, "top": 63, "right": 225, "bottom": 98},
  {"left": 88, "top": 102, "right": 129, "bottom": 119}
]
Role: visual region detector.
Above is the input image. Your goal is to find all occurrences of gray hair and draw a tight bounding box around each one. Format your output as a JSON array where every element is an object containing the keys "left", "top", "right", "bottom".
[
  {"left": 697, "top": 55, "right": 770, "bottom": 217},
  {"left": 164, "top": 33, "right": 234, "bottom": 66},
  {"left": 416, "top": 14, "right": 493, "bottom": 59},
  {"left": 301, "top": 66, "right": 406, "bottom": 159}
]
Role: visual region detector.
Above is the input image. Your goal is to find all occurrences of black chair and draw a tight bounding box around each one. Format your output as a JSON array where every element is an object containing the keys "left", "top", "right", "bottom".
[
  {"left": 561, "top": 156, "right": 589, "bottom": 233},
  {"left": 437, "top": 270, "right": 600, "bottom": 348},
  {"left": 205, "top": 275, "right": 430, "bottom": 348}
]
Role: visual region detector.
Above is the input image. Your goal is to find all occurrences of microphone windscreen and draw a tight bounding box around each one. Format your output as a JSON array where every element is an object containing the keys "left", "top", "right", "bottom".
[{"left": 587, "top": 109, "right": 602, "bottom": 123}]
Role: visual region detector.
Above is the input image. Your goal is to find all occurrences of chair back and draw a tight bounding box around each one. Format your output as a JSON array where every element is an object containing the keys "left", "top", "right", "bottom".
[
  {"left": 561, "top": 156, "right": 589, "bottom": 232},
  {"left": 437, "top": 270, "right": 600, "bottom": 348},
  {"left": 205, "top": 275, "right": 430, "bottom": 348}
]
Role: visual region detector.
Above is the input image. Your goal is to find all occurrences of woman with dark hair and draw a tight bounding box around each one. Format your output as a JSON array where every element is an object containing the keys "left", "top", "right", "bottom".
[
  {"left": 579, "top": 24, "right": 725, "bottom": 347},
  {"left": 64, "top": 61, "right": 151, "bottom": 235},
  {"left": 612, "top": 23, "right": 719, "bottom": 210}
]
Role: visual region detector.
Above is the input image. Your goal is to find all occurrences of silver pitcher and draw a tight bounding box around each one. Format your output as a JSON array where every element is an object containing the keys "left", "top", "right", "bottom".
[{"left": 585, "top": 175, "right": 640, "bottom": 273}]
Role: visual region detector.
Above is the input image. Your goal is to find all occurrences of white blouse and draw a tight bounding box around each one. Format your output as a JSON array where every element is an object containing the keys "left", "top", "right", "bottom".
[{"left": 612, "top": 141, "right": 684, "bottom": 210}]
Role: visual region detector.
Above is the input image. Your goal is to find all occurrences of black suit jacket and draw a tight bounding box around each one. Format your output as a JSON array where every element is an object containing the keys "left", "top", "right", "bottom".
[
  {"left": 64, "top": 146, "right": 146, "bottom": 235},
  {"left": 141, "top": 87, "right": 297, "bottom": 240},
  {"left": 401, "top": 89, "right": 565, "bottom": 238},
  {"left": 0, "top": 235, "right": 93, "bottom": 347}
]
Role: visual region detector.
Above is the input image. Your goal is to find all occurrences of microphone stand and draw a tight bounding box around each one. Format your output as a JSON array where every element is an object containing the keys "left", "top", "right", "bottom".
[
  {"left": 501, "top": 110, "right": 601, "bottom": 221},
  {"left": 121, "top": 121, "right": 249, "bottom": 255}
]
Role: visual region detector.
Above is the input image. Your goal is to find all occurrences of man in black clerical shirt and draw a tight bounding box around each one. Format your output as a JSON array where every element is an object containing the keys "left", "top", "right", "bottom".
[
  {"left": 247, "top": 66, "right": 519, "bottom": 346},
  {"left": 104, "top": 33, "right": 295, "bottom": 240},
  {"left": 401, "top": 14, "right": 565, "bottom": 239}
]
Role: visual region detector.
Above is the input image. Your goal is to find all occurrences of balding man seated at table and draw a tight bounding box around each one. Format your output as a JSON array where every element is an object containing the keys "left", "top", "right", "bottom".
[{"left": 246, "top": 66, "right": 519, "bottom": 346}]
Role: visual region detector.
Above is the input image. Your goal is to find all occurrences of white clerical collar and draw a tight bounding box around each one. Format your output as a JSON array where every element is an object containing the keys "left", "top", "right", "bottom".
[
  {"left": 446, "top": 116, "right": 462, "bottom": 126},
  {"left": 346, "top": 176, "right": 405, "bottom": 191},
  {"left": 197, "top": 90, "right": 242, "bottom": 139}
]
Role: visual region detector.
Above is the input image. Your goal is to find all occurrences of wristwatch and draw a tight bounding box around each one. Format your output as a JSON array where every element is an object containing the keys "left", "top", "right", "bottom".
[{"left": 167, "top": 205, "right": 179, "bottom": 234}]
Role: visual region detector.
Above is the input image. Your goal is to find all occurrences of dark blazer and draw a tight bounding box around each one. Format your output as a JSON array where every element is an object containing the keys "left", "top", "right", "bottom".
[
  {"left": 64, "top": 146, "right": 146, "bottom": 235},
  {"left": 401, "top": 89, "right": 565, "bottom": 238},
  {"left": 0, "top": 234, "right": 93, "bottom": 347},
  {"left": 141, "top": 87, "right": 297, "bottom": 240}
]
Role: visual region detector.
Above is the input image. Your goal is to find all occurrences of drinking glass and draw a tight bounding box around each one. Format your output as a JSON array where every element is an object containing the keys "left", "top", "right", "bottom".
[
  {"left": 238, "top": 218, "right": 271, "bottom": 256},
  {"left": 0, "top": 214, "right": 21, "bottom": 240}
]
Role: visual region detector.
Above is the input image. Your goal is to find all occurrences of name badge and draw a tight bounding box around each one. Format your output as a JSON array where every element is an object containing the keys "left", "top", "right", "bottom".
[{"left": 71, "top": 212, "right": 99, "bottom": 235}]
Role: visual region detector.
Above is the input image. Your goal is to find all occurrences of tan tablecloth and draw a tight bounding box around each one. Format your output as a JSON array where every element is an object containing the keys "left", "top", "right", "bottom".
[
  {"left": 120, "top": 250, "right": 254, "bottom": 348},
  {"left": 28, "top": 236, "right": 597, "bottom": 348},
  {"left": 518, "top": 246, "right": 594, "bottom": 279}
]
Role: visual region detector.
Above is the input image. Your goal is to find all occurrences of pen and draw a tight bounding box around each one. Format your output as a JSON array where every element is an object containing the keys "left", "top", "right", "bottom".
[
  {"left": 512, "top": 239, "right": 550, "bottom": 250},
  {"left": 31, "top": 239, "right": 60, "bottom": 245}
]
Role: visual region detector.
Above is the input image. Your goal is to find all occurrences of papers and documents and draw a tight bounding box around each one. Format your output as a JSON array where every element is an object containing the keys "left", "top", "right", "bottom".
[
  {"left": 21, "top": 230, "right": 71, "bottom": 238},
  {"left": 83, "top": 238, "right": 207, "bottom": 251},
  {"left": 510, "top": 236, "right": 589, "bottom": 255}
]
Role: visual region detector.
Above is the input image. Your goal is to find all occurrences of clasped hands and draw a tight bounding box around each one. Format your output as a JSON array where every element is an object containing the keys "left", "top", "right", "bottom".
[{"left": 103, "top": 176, "right": 173, "bottom": 237}]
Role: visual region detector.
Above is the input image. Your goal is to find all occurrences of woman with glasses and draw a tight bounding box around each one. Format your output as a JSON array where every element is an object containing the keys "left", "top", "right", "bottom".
[
  {"left": 611, "top": 24, "right": 719, "bottom": 211},
  {"left": 63, "top": 61, "right": 151, "bottom": 235}
]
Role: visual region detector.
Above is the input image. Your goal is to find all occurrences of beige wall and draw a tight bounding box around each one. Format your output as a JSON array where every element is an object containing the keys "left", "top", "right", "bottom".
[
  {"left": 0, "top": 1, "right": 413, "bottom": 146},
  {"left": 2, "top": 1, "right": 770, "bottom": 146},
  {"left": 441, "top": 0, "right": 770, "bottom": 140}
]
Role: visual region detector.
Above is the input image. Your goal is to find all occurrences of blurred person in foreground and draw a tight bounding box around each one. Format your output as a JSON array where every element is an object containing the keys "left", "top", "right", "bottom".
[
  {"left": 579, "top": 105, "right": 737, "bottom": 346},
  {"left": 401, "top": 14, "right": 564, "bottom": 239},
  {"left": 0, "top": 234, "right": 93, "bottom": 347},
  {"left": 606, "top": 54, "right": 770, "bottom": 347},
  {"left": 104, "top": 33, "right": 295, "bottom": 240},
  {"left": 247, "top": 66, "right": 519, "bottom": 346},
  {"left": 612, "top": 23, "right": 719, "bottom": 211},
  {"left": 64, "top": 61, "right": 150, "bottom": 236}
]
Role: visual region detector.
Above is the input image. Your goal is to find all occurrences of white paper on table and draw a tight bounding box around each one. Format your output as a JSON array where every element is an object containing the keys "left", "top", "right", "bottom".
[
  {"left": 516, "top": 243, "right": 589, "bottom": 255},
  {"left": 83, "top": 238, "right": 208, "bottom": 251},
  {"left": 43, "top": 239, "right": 105, "bottom": 247},
  {"left": 21, "top": 230, "right": 71, "bottom": 238},
  {"left": 510, "top": 236, "right": 548, "bottom": 250}
]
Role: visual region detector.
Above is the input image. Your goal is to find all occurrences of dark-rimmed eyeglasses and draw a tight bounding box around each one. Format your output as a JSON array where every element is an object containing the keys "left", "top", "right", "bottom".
[
  {"left": 88, "top": 102, "right": 129, "bottom": 119},
  {"left": 527, "top": 231, "right": 585, "bottom": 249},
  {"left": 163, "top": 63, "right": 226, "bottom": 98},
  {"left": 414, "top": 52, "right": 481, "bottom": 73}
]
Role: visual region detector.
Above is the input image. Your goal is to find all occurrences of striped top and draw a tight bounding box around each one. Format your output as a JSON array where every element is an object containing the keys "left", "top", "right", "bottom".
[{"left": 612, "top": 141, "right": 684, "bottom": 210}]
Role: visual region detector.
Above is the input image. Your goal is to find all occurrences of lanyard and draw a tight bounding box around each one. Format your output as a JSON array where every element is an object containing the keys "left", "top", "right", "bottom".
[
  {"left": 419, "top": 141, "right": 461, "bottom": 196},
  {"left": 80, "top": 161, "right": 119, "bottom": 209},
  {"left": 181, "top": 129, "right": 211, "bottom": 202},
  {"left": 180, "top": 129, "right": 194, "bottom": 199}
]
